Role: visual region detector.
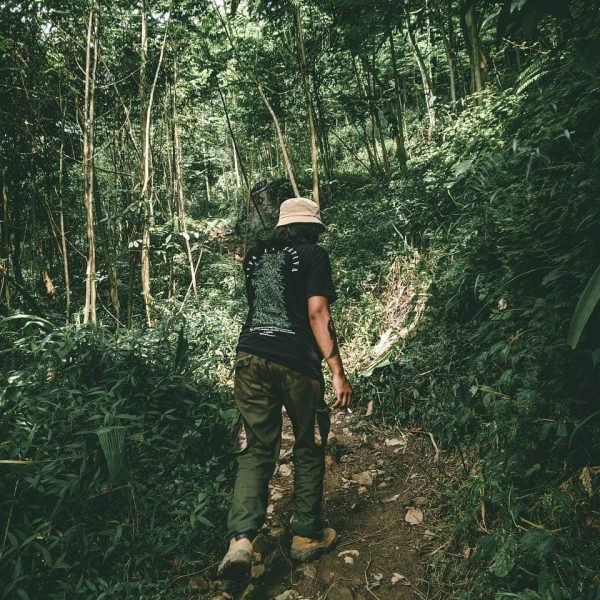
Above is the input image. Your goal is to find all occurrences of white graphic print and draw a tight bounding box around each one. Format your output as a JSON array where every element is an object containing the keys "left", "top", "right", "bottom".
[{"left": 248, "top": 250, "right": 292, "bottom": 333}]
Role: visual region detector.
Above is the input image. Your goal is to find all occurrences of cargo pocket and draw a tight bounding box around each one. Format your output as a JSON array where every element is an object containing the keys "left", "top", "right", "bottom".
[
  {"left": 231, "top": 411, "right": 248, "bottom": 454},
  {"left": 315, "top": 405, "right": 331, "bottom": 449}
]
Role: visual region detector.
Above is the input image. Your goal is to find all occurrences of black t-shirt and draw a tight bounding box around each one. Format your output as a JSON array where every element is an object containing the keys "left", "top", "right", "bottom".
[{"left": 236, "top": 241, "right": 337, "bottom": 380}]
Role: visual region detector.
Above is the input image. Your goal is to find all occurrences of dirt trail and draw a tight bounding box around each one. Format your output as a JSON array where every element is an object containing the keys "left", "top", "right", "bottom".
[{"left": 196, "top": 409, "right": 438, "bottom": 600}]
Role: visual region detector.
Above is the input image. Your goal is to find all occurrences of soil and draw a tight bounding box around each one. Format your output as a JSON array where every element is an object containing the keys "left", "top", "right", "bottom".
[{"left": 193, "top": 408, "right": 439, "bottom": 600}]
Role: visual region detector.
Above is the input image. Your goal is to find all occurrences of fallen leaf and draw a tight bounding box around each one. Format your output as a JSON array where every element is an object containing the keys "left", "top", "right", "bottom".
[
  {"left": 338, "top": 549, "right": 360, "bottom": 558},
  {"left": 279, "top": 464, "right": 292, "bottom": 477},
  {"left": 384, "top": 493, "right": 401, "bottom": 503},
  {"left": 343, "top": 555, "right": 354, "bottom": 565},
  {"left": 391, "top": 572, "right": 409, "bottom": 585},
  {"left": 365, "top": 400, "right": 375, "bottom": 417},
  {"left": 423, "top": 529, "right": 435, "bottom": 540},
  {"left": 385, "top": 437, "right": 405, "bottom": 447},
  {"left": 413, "top": 496, "right": 428, "bottom": 506},
  {"left": 405, "top": 507, "right": 424, "bottom": 525}
]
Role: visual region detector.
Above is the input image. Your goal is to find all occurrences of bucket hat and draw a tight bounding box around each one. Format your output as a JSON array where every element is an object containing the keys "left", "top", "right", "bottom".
[{"left": 276, "top": 197, "right": 325, "bottom": 228}]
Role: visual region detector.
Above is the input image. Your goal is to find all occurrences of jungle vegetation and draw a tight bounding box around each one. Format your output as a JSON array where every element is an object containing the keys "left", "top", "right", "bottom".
[{"left": 1, "top": 0, "right": 599, "bottom": 597}]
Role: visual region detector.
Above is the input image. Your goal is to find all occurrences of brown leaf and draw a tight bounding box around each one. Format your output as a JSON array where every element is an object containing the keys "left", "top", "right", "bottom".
[
  {"left": 404, "top": 507, "right": 424, "bottom": 525},
  {"left": 365, "top": 400, "right": 375, "bottom": 417}
]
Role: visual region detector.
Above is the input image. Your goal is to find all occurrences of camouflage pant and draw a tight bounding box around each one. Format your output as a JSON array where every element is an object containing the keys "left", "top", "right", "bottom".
[{"left": 227, "top": 352, "right": 331, "bottom": 540}]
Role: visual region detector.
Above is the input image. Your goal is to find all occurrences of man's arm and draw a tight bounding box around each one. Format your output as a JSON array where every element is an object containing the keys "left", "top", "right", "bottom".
[{"left": 308, "top": 296, "right": 353, "bottom": 409}]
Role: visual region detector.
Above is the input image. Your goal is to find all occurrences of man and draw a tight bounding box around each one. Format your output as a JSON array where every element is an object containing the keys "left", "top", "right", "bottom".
[{"left": 218, "top": 197, "right": 353, "bottom": 580}]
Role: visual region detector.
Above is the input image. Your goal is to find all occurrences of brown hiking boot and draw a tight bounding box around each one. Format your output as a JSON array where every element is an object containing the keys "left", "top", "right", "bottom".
[
  {"left": 290, "top": 527, "right": 337, "bottom": 562},
  {"left": 217, "top": 537, "right": 253, "bottom": 580}
]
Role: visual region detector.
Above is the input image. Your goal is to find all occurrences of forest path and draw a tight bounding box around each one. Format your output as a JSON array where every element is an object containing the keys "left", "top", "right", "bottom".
[{"left": 199, "top": 408, "right": 439, "bottom": 600}]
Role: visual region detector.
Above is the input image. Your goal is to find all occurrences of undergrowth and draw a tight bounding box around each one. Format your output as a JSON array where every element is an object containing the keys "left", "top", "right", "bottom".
[{"left": 328, "top": 24, "right": 600, "bottom": 600}]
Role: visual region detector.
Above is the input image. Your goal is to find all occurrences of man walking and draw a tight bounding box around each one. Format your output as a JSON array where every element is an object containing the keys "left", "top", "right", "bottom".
[{"left": 218, "top": 197, "right": 353, "bottom": 579}]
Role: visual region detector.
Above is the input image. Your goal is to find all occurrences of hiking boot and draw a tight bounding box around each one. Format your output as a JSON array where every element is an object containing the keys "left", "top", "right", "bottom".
[
  {"left": 290, "top": 527, "right": 337, "bottom": 562},
  {"left": 217, "top": 536, "right": 253, "bottom": 580}
]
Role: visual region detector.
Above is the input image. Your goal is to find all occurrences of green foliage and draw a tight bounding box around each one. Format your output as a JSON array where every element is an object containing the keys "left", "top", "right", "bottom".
[
  {"left": 327, "top": 26, "right": 600, "bottom": 598},
  {"left": 0, "top": 317, "right": 236, "bottom": 598}
]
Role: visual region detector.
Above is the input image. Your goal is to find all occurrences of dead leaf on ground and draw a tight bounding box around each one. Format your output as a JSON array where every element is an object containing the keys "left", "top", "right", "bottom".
[
  {"left": 365, "top": 400, "right": 375, "bottom": 417},
  {"left": 279, "top": 464, "right": 292, "bottom": 477},
  {"left": 352, "top": 471, "right": 374, "bottom": 486},
  {"left": 385, "top": 437, "right": 406, "bottom": 447},
  {"left": 405, "top": 506, "right": 424, "bottom": 525}
]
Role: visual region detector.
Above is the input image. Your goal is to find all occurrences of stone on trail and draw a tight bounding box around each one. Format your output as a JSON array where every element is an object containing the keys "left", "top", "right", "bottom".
[
  {"left": 352, "top": 471, "right": 374, "bottom": 486},
  {"left": 279, "top": 464, "right": 292, "bottom": 477}
]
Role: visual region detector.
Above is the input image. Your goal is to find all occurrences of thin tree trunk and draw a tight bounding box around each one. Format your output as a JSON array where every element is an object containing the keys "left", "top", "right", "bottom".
[
  {"left": 432, "top": 0, "right": 458, "bottom": 111},
  {"left": 172, "top": 61, "right": 197, "bottom": 296},
  {"left": 0, "top": 166, "right": 10, "bottom": 312},
  {"left": 257, "top": 83, "right": 300, "bottom": 197},
  {"left": 461, "top": 0, "right": 488, "bottom": 96},
  {"left": 58, "top": 102, "right": 71, "bottom": 319},
  {"left": 388, "top": 30, "right": 408, "bottom": 167},
  {"left": 82, "top": 0, "right": 98, "bottom": 325},
  {"left": 352, "top": 56, "right": 380, "bottom": 171},
  {"left": 294, "top": 4, "right": 319, "bottom": 204},
  {"left": 408, "top": 24, "right": 436, "bottom": 141},
  {"left": 140, "top": 4, "right": 170, "bottom": 326}
]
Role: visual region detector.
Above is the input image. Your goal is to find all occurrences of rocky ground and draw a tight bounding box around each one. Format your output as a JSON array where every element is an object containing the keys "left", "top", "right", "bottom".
[{"left": 190, "top": 407, "right": 443, "bottom": 600}]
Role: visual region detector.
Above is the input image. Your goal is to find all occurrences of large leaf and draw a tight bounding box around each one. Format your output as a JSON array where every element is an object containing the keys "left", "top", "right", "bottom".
[{"left": 567, "top": 263, "right": 600, "bottom": 349}]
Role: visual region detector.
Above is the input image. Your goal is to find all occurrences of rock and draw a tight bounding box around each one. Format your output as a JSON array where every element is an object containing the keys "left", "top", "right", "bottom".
[
  {"left": 352, "top": 471, "right": 374, "bottom": 486},
  {"left": 251, "top": 563, "right": 265, "bottom": 579},
  {"left": 274, "top": 592, "right": 300, "bottom": 600},
  {"left": 279, "top": 464, "right": 292, "bottom": 477}
]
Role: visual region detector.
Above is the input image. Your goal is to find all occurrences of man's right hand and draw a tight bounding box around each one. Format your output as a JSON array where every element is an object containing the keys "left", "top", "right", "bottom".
[{"left": 332, "top": 372, "right": 353, "bottom": 410}]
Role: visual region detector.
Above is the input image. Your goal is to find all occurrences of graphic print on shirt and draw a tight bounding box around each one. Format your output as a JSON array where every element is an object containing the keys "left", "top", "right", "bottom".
[{"left": 250, "top": 251, "right": 291, "bottom": 330}]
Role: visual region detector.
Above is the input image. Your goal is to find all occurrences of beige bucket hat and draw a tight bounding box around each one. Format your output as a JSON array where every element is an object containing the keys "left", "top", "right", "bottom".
[{"left": 276, "top": 197, "right": 325, "bottom": 228}]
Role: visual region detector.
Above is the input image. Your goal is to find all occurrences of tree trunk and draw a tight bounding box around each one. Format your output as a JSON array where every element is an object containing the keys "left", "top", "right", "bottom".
[
  {"left": 82, "top": 0, "right": 98, "bottom": 325},
  {"left": 461, "top": 0, "right": 488, "bottom": 96},
  {"left": 408, "top": 24, "right": 436, "bottom": 141},
  {"left": 388, "top": 30, "right": 408, "bottom": 167},
  {"left": 0, "top": 166, "right": 10, "bottom": 312},
  {"left": 352, "top": 55, "right": 380, "bottom": 171},
  {"left": 294, "top": 4, "right": 319, "bottom": 204},
  {"left": 139, "top": 3, "right": 170, "bottom": 326},
  {"left": 257, "top": 83, "right": 300, "bottom": 197},
  {"left": 172, "top": 61, "right": 197, "bottom": 297},
  {"left": 430, "top": 0, "right": 457, "bottom": 111},
  {"left": 58, "top": 101, "right": 71, "bottom": 319}
]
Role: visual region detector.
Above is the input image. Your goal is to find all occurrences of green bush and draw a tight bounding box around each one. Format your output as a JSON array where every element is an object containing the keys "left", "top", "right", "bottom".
[{"left": 0, "top": 316, "right": 235, "bottom": 599}]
